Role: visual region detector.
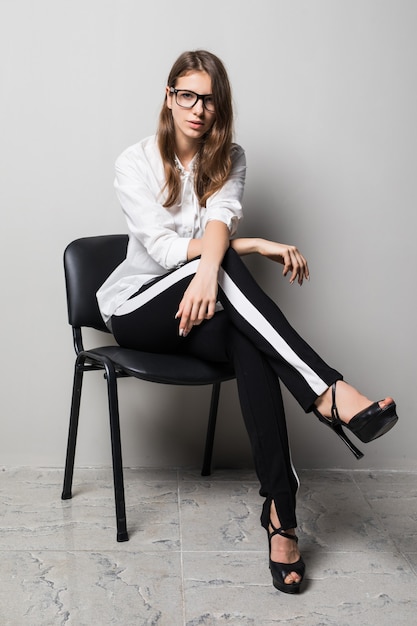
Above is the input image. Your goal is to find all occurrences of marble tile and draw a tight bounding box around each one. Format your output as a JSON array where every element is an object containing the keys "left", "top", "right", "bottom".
[
  {"left": 2, "top": 468, "right": 417, "bottom": 626},
  {"left": 1, "top": 550, "right": 183, "bottom": 626},
  {"left": 0, "top": 467, "right": 179, "bottom": 503},
  {"left": 180, "top": 468, "right": 258, "bottom": 482},
  {"left": 297, "top": 468, "right": 356, "bottom": 484},
  {"left": 179, "top": 480, "right": 264, "bottom": 552},
  {"left": 351, "top": 470, "right": 417, "bottom": 487},
  {"left": 296, "top": 474, "right": 396, "bottom": 553},
  {"left": 0, "top": 468, "right": 180, "bottom": 551},
  {"left": 183, "top": 550, "right": 417, "bottom": 626},
  {"left": 351, "top": 473, "right": 417, "bottom": 554},
  {"left": 405, "top": 552, "right": 417, "bottom": 575}
]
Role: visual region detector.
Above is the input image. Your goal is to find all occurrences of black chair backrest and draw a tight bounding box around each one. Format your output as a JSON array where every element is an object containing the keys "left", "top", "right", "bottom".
[{"left": 64, "top": 235, "right": 129, "bottom": 332}]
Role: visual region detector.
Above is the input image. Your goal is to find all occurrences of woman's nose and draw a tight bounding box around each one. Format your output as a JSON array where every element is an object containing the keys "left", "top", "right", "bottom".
[{"left": 192, "top": 98, "right": 204, "bottom": 115}]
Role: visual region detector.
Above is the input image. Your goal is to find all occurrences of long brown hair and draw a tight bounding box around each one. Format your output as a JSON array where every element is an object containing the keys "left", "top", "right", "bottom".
[{"left": 157, "top": 50, "right": 234, "bottom": 208}]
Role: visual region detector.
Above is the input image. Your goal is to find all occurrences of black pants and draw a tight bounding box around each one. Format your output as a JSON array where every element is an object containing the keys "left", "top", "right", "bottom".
[{"left": 111, "top": 248, "right": 342, "bottom": 530}]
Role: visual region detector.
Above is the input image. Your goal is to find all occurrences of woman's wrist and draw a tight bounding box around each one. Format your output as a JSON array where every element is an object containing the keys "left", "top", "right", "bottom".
[{"left": 231, "top": 237, "right": 263, "bottom": 256}]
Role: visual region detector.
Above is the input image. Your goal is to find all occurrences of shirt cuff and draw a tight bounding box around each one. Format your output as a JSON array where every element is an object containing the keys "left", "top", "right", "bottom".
[
  {"left": 206, "top": 210, "right": 240, "bottom": 236},
  {"left": 164, "top": 236, "right": 192, "bottom": 268}
]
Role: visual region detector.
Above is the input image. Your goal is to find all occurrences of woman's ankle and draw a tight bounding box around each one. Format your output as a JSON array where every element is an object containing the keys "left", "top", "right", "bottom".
[{"left": 315, "top": 381, "right": 393, "bottom": 424}]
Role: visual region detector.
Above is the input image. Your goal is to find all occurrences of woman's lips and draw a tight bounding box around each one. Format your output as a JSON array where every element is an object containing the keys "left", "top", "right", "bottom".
[{"left": 188, "top": 120, "right": 204, "bottom": 130}]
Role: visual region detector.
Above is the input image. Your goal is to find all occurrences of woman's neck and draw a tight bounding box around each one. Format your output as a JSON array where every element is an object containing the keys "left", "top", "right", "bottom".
[{"left": 175, "top": 138, "right": 199, "bottom": 171}]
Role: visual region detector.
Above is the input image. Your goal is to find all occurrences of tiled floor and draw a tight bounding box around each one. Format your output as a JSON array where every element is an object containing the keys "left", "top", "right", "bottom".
[{"left": 1, "top": 467, "right": 416, "bottom": 625}]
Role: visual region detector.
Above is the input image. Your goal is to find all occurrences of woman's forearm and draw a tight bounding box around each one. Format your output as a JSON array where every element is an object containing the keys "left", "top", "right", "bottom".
[
  {"left": 178, "top": 221, "right": 229, "bottom": 335},
  {"left": 187, "top": 220, "right": 230, "bottom": 265},
  {"left": 230, "top": 237, "right": 262, "bottom": 256},
  {"left": 187, "top": 233, "right": 262, "bottom": 262}
]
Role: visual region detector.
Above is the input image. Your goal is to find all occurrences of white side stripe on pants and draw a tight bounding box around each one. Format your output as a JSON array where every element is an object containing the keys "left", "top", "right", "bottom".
[
  {"left": 218, "top": 268, "right": 329, "bottom": 396},
  {"left": 114, "top": 258, "right": 328, "bottom": 396},
  {"left": 113, "top": 259, "right": 201, "bottom": 316}
]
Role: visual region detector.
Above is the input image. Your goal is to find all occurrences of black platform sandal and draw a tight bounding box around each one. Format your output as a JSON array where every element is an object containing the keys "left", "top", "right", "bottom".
[
  {"left": 313, "top": 382, "right": 398, "bottom": 459},
  {"left": 268, "top": 521, "right": 305, "bottom": 594}
]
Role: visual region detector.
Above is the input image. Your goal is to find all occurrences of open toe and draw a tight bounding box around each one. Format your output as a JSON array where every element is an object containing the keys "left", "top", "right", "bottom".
[{"left": 313, "top": 382, "right": 398, "bottom": 459}]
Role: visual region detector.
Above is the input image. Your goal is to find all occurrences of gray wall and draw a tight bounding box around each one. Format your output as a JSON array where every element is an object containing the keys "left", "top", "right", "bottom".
[{"left": 1, "top": 0, "right": 415, "bottom": 471}]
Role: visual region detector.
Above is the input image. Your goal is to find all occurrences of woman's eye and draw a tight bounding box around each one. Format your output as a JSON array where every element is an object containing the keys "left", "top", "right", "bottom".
[{"left": 181, "top": 92, "right": 194, "bottom": 100}]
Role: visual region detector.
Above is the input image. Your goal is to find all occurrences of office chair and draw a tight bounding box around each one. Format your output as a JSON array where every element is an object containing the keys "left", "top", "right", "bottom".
[{"left": 61, "top": 235, "right": 235, "bottom": 541}]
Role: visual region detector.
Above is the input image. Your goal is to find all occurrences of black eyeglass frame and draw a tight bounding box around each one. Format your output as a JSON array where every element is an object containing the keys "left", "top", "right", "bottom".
[{"left": 169, "top": 87, "right": 215, "bottom": 112}]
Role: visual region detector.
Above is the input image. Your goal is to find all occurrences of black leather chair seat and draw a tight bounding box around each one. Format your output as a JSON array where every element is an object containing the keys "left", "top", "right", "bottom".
[{"left": 89, "top": 346, "right": 235, "bottom": 385}]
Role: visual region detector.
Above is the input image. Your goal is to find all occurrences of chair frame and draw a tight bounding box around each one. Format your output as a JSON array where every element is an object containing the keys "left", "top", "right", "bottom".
[{"left": 61, "top": 235, "right": 235, "bottom": 541}]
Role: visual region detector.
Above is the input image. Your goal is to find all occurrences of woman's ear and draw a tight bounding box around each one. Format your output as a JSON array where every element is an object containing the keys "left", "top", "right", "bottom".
[{"left": 166, "top": 86, "right": 173, "bottom": 110}]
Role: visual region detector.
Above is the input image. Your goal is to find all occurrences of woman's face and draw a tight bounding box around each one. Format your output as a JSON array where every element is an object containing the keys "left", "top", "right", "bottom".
[{"left": 166, "top": 71, "right": 216, "bottom": 149}]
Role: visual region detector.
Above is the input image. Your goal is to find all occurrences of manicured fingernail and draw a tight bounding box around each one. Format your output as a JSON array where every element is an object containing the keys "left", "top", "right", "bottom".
[{"left": 179, "top": 328, "right": 184, "bottom": 337}]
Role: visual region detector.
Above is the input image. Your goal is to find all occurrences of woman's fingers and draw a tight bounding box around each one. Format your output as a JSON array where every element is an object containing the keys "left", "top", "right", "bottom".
[
  {"left": 175, "top": 298, "right": 216, "bottom": 337},
  {"left": 282, "top": 247, "right": 309, "bottom": 285},
  {"left": 175, "top": 271, "right": 219, "bottom": 336},
  {"left": 261, "top": 241, "right": 309, "bottom": 285}
]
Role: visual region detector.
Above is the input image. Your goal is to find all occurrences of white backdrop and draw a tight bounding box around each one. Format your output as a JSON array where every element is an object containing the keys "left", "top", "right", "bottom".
[{"left": 1, "top": 0, "right": 416, "bottom": 470}]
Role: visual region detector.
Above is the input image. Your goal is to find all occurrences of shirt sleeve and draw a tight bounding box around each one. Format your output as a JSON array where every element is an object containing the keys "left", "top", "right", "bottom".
[
  {"left": 203, "top": 144, "right": 246, "bottom": 236},
  {"left": 114, "top": 145, "right": 191, "bottom": 270}
]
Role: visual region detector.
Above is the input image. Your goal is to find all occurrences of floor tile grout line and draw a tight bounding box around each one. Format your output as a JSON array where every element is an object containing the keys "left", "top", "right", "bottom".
[
  {"left": 178, "top": 548, "right": 410, "bottom": 555},
  {"left": 0, "top": 548, "right": 414, "bottom": 556},
  {"left": 176, "top": 469, "right": 187, "bottom": 626},
  {"left": 402, "top": 552, "right": 417, "bottom": 577}
]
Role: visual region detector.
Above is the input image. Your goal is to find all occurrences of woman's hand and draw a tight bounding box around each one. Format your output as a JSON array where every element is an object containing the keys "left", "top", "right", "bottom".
[
  {"left": 175, "top": 265, "right": 219, "bottom": 337},
  {"left": 230, "top": 237, "right": 310, "bottom": 285},
  {"left": 259, "top": 239, "right": 309, "bottom": 285},
  {"left": 176, "top": 220, "right": 229, "bottom": 337}
]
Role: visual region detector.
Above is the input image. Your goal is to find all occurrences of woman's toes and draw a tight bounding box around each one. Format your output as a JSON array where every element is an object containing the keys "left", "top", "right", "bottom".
[
  {"left": 379, "top": 397, "right": 394, "bottom": 409},
  {"left": 285, "top": 572, "right": 301, "bottom": 585}
]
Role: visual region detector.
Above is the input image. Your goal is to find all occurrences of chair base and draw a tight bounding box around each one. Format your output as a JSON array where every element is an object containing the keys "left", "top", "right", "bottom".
[
  {"left": 117, "top": 530, "right": 129, "bottom": 542},
  {"left": 62, "top": 340, "right": 233, "bottom": 542}
]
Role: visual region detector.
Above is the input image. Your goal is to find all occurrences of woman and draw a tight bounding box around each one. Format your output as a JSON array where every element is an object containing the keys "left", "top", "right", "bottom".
[{"left": 97, "top": 50, "right": 398, "bottom": 594}]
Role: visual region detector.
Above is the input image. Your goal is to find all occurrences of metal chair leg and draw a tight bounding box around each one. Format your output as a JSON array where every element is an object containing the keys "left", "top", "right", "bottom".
[
  {"left": 201, "top": 382, "right": 221, "bottom": 476},
  {"left": 103, "top": 360, "right": 129, "bottom": 542},
  {"left": 61, "top": 357, "right": 85, "bottom": 500},
  {"left": 62, "top": 348, "right": 226, "bottom": 539}
]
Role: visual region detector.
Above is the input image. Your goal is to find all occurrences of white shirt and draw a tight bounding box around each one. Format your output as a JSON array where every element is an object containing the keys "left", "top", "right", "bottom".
[{"left": 97, "top": 135, "right": 246, "bottom": 323}]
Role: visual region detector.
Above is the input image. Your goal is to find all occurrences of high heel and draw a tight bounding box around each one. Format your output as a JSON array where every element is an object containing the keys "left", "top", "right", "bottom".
[
  {"left": 313, "top": 382, "right": 398, "bottom": 459},
  {"left": 267, "top": 521, "right": 305, "bottom": 594}
]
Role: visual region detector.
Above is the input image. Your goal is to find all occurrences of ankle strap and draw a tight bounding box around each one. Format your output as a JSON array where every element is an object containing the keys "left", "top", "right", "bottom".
[
  {"left": 269, "top": 520, "right": 298, "bottom": 543},
  {"left": 331, "top": 381, "right": 341, "bottom": 422}
]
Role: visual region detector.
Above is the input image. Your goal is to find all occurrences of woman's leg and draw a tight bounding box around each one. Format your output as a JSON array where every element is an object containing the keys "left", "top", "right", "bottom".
[
  {"left": 110, "top": 256, "right": 343, "bottom": 589},
  {"left": 216, "top": 248, "right": 343, "bottom": 410},
  {"left": 112, "top": 252, "right": 342, "bottom": 411},
  {"left": 215, "top": 249, "right": 395, "bottom": 427},
  {"left": 225, "top": 326, "right": 299, "bottom": 531},
  {"left": 188, "top": 318, "right": 300, "bottom": 531},
  {"left": 111, "top": 267, "right": 301, "bottom": 531},
  {"left": 111, "top": 268, "right": 198, "bottom": 353},
  {"left": 189, "top": 319, "right": 303, "bottom": 586},
  {"left": 111, "top": 253, "right": 395, "bottom": 590}
]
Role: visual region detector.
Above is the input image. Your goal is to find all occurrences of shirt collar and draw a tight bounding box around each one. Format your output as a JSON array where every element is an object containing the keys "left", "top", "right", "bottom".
[{"left": 174, "top": 154, "right": 198, "bottom": 174}]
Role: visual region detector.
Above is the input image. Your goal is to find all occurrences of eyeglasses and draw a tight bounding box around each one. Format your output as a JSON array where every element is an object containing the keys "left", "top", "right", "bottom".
[{"left": 169, "top": 88, "right": 215, "bottom": 112}]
